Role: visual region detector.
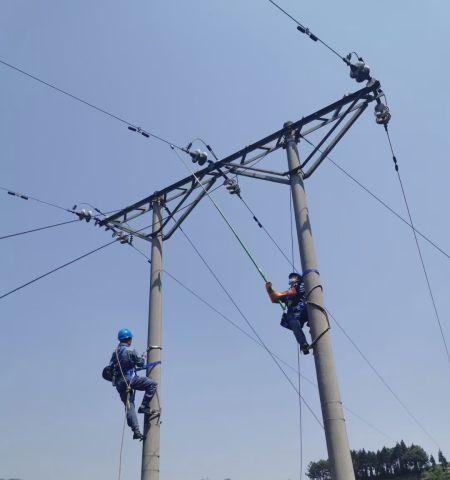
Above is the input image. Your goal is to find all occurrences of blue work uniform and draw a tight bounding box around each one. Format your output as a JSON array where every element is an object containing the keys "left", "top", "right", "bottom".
[
  {"left": 110, "top": 342, "right": 158, "bottom": 434},
  {"left": 280, "top": 282, "right": 309, "bottom": 347}
]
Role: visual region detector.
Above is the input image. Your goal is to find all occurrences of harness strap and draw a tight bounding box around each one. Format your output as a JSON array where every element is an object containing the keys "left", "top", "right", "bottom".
[
  {"left": 115, "top": 346, "right": 133, "bottom": 411},
  {"left": 304, "top": 283, "right": 331, "bottom": 350}
]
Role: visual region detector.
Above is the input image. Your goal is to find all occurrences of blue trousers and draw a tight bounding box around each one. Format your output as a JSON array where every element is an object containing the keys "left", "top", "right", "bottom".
[
  {"left": 116, "top": 375, "right": 158, "bottom": 433},
  {"left": 282, "top": 309, "right": 309, "bottom": 346}
]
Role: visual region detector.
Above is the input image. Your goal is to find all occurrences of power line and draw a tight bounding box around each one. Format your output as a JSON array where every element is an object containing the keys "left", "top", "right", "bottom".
[
  {"left": 2, "top": 186, "right": 74, "bottom": 213},
  {"left": 266, "top": 0, "right": 348, "bottom": 64},
  {"left": 2, "top": 185, "right": 122, "bottom": 221},
  {"left": 175, "top": 221, "right": 324, "bottom": 427},
  {"left": 170, "top": 143, "right": 431, "bottom": 442},
  {"left": 170, "top": 139, "right": 439, "bottom": 443},
  {"left": 300, "top": 139, "right": 450, "bottom": 260},
  {"left": 0, "top": 238, "right": 118, "bottom": 300},
  {"left": 184, "top": 139, "right": 293, "bottom": 268},
  {"left": 383, "top": 126, "right": 450, "bottom": 365},
  {"left": 0, "top": 219, "right": 79, "bottom": 240},
  {"left": 237, "top": 194, "right": 294, "bottom": 267},
  {"left": 170, "top": 146, "right": 269, "bottom": 283},
  {"left": 327, "top": 307, "right": 442, "bottom": 449},
  {"left": 0, "top": 58, "right": 186, "bottom": 151},
  {"left": 129, "top": 243, "right": 392, "bottom": 440}
]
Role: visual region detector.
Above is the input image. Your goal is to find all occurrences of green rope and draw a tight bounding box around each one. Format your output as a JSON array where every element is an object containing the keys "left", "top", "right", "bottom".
[
  {"left": 170, "top": 146, "right": 285, "bottom": 310},
  {"left": 171, "top": 147, "right": 266, "bottom": 278}
]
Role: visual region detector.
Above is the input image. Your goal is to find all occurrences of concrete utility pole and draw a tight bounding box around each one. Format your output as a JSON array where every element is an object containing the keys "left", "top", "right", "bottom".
[
  {"left": 101, "top": 85, "right": 380, "bottom": 480},
  {"left": 141, "top": 199, "right": 163, "bottom": 480},
  {"left": 284, "top": 123, "right": 355, "bottom": 480}
]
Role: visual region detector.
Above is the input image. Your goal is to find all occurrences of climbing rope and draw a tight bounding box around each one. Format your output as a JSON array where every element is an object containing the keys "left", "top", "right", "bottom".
[
  {"left": 114, "top": 346, "right": 133, "bottom": 480},
  {"left": 296, "top": 344, "right": 303, "bottom": 480},
  {"left": 117, "top": 415, "right": 127, "bottom": 480}
]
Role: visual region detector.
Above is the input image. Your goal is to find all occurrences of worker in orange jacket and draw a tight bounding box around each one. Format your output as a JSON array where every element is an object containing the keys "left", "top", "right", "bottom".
[{"left": 266, "top": 272, "right": 310, "bottom": 354}]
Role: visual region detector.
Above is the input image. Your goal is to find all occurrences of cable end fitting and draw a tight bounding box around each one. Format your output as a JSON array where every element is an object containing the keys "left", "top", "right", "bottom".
[{"left": 296, "top": 25, "right": 318, "bottom": 41}]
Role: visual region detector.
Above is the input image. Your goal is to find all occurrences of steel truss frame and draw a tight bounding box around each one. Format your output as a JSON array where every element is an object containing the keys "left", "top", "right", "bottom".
[{"left": 100, "top": 80, "right": 381, "bottom": 242}]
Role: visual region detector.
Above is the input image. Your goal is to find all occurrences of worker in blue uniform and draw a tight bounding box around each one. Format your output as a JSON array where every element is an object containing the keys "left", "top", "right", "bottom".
[
  {"left": 266, "top": 272, "right": 310, "bottom": 354},
  {"left": 109, "top": 328, "right": 159, "bottom": 441}
]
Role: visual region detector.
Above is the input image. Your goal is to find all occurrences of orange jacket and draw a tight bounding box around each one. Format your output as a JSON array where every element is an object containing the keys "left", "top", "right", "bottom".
[{"left": 265, "top": 282, "right": 297, "bottom": 304}]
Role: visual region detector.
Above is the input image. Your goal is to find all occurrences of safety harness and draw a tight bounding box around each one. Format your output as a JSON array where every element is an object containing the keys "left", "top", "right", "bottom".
[{"left": 114, "top": 346, "right": 133, "bottom": 410}]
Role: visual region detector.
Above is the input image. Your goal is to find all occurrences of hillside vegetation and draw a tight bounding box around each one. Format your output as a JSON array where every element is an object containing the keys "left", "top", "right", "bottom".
[{"left": 306, "top": 441, "right": 449, "bottom": 480}]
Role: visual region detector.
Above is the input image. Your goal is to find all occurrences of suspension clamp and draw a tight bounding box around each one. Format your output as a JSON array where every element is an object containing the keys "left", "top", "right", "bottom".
[
  {"left": 224, "top": 178, "right": 241, "bottom": 195},
  {"left": 374, "top": 100, "right": 391, "bottom": 126}
]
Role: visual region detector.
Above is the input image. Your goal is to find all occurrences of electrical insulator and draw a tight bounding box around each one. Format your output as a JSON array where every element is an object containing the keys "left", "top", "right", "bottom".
[
  {"left": 112, "top": 231, "right": 130, "bottom": 244},
  {"left": 77, "top": 208, "right": 92, "bottom": 222},
  {"left": 224, "top": 179, "right": 240, "bottom": 195},
  {"left": 347, "top": 53, "right": 371, "bottom": 83},
  {"left": 119, "top": 233, "right": 129, "bottom": 244},
  {"left": 189, "top": 149, "right": 208, "bottom": 166},
  {"left": 374, "top": 102, "right": 391, "bottom": 126}
]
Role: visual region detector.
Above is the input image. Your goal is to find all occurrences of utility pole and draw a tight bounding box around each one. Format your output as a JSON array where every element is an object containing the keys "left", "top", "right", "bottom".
[
  {"left": 284, "top": 122, "right": 355, "bottom": 480},
  {"left": 101, "top": 85, "right": 382, "bottom": 480},
  {"left": 141, "top": 198, "right": 163, "bottom": 480}
]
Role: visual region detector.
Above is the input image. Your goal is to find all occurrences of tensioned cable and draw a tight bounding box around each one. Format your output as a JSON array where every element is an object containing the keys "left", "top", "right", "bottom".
[
  {"left": 171, "top": 140, "right": 440, "bottom": 441},
  {"left": 299, "top": 138, "right": 450, "bottom": 260},
  {"left": 170, "top": 146, "right": 269, "bottom": 283},
  {"left": 327, "top": 307, "right": 442, "bottom": 449},
  {"left": 2, "top": 185, "right": 123, "bottom": 220},
  {"left": 237, "top": 194, "right": 294, "bottom": 267},
  {"left": 266, "top": 0, "right": 348, "bottom": 64},
  {"left": 130, "top": 242, "right": 303, "bottom": 373},
  {"left": 128, "top": 243, "right": 392, "bottom": 440},
  {"left": 0, "top": 238, "right": 118, "bottom": 300},
  {"left": 383, "top": 127, "right": 450, "bottom": 365},
  {"left": 295, "top": 138, "right": 444, "bottom": 443},
  {"left": 1, "top": 186, "right": 74, "bottom": 213},
  {"left": 0, "top": 213, "right": 161, "bottom": 300},
  {"left": 173, "top": 220, "right": 324, "bottom": 427},
  {"left": 185, "top": 139, "right": 293, "bottom": 268},
  {"left": 0, "top": 219, "right": 79, "bottom": 240},
  {"left": 0, "top": 58, "right": 186, "bottom": 151},
  {"left": 171, "top": 145, "right": 432, "bottom": 439}
]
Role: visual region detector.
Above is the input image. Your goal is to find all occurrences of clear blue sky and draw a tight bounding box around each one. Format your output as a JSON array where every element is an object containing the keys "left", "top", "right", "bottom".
[{"left": 1, "top": 1, "right": 449, "bottom": 479}]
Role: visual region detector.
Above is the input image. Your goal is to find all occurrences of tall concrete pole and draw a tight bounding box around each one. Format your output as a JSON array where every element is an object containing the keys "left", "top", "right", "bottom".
[
  {"left": 141, "top": 199, "right": 163, "bottom": 480},
  {"left": 284, "top": 123, "right": 355, "bottom": 480}
]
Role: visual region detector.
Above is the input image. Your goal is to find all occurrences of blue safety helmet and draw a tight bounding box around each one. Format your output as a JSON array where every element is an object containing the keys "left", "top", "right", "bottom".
[{"left": 117, "top": 328, "right": 133, "bottom": 341}]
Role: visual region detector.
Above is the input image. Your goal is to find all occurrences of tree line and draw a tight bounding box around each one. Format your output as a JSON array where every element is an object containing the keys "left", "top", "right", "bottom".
[{"left": 307, "top": 441, "right": 449, "bottom": 480}]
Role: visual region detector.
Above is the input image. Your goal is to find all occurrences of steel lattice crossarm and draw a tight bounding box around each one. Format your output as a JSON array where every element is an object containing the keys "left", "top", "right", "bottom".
[{"left": 100, "top": 80, "right": 382, "bottom": 242}]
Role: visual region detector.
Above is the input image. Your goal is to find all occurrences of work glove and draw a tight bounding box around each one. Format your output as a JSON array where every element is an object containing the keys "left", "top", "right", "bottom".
[{"left": 265, "top": 281, "right": 273, "bottom": 292}]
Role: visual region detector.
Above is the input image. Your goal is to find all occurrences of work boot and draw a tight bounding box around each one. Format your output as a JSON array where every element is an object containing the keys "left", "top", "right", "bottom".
[
  {"left": 132, "top": 430, "right": 144, "bottom": 441},
  {"left": 301, "top": 343, "right": 310, "bottom": 355},
  {"left": 138, "top": 405, "right": 159, "bottom": 416}
]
